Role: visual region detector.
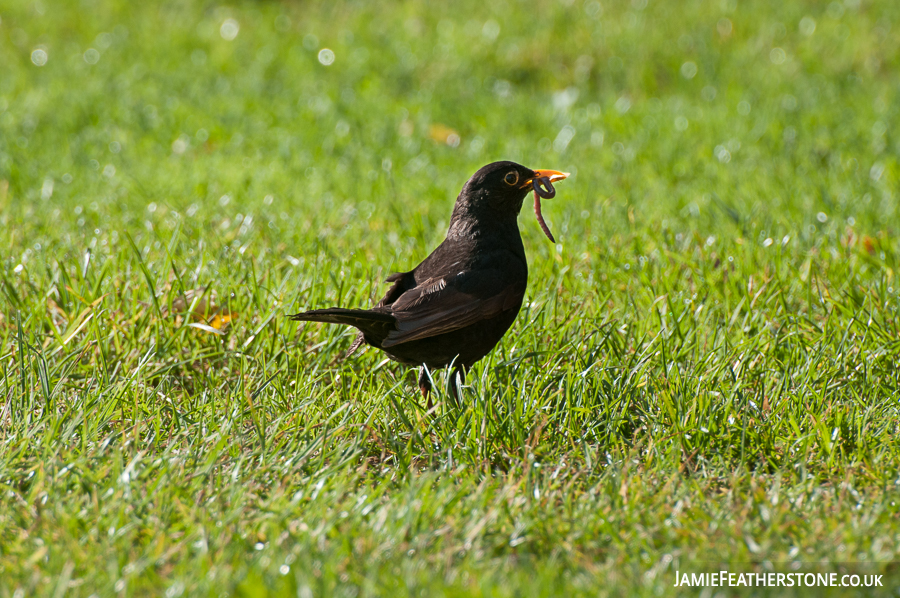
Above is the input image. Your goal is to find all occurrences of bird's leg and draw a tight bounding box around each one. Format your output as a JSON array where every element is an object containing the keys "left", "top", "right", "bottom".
[
  {"left": 418, "top": 367, "right": 433, "bottom": 411},
  {"left": 448, "top": 365, "right": 467, "bottom": 407}
]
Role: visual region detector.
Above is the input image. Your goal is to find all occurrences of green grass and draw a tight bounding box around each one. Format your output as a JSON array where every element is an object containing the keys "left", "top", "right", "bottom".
[{"left": 2, "top": 0, "right": 900, "bottom": 595}]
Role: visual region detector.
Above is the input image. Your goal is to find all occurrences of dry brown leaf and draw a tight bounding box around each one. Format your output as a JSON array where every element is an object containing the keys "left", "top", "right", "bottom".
[{"left": 164, "top": 288, "right": 236, "bottom": 333}]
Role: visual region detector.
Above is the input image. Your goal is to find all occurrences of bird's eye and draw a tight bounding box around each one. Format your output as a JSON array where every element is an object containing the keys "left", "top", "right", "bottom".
[{"left": 504, "top": 171, "right": 519, "bottom": 186}]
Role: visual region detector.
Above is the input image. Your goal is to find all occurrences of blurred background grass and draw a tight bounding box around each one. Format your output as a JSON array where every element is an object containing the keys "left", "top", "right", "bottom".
[{"left": 2, "top": 0, "right": 900, "bottom": 596}]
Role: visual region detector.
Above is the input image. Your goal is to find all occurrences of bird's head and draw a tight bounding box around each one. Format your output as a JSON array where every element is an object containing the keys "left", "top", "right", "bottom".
[{"left": 451, "top": 161, "right": 569, "bottom": 240}]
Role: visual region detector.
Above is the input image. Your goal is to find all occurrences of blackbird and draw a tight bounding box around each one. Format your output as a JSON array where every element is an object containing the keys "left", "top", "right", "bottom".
[{"left": 290, "top": 161, "right": 568, "bottom": 404}]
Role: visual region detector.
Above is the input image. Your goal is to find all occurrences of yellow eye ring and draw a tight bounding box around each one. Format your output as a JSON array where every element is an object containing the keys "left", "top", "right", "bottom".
[{"left": 504, "top": 171, "right": 519, "bottom": 186}]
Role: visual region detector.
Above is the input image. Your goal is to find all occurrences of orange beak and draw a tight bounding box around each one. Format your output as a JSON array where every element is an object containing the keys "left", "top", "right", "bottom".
[{"left": 520, "top": 169, "right": 570, "bottom": 189}]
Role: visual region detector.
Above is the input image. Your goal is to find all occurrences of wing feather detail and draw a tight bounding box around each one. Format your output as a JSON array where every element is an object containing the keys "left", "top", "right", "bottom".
[{"left": 380, "top": 270, "right": 523, "bottom": 347}]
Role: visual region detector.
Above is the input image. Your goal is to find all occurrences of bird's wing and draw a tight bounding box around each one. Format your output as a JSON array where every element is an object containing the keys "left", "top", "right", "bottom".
[
  {"left": 375, "top": 270, "right": 415, "bottom": 308},
  {"left": 380, "top": 270, "right": 523, "bottom": 347}
]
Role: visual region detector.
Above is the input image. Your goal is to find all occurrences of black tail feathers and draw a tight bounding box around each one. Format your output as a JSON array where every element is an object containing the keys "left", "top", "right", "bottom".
[{"left": 289, "top": 307, "right": 394, "bottom": 327}]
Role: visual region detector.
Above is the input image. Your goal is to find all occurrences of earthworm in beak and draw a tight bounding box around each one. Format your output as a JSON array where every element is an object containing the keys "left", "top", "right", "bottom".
[{"left": 532, "top": 177, "right": 556, "bottom": 243}]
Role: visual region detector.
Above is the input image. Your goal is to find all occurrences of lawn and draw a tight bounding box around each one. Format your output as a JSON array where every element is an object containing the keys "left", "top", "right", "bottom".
[{"left": 2, "top": 0, "right": 900, "bottom": 595}]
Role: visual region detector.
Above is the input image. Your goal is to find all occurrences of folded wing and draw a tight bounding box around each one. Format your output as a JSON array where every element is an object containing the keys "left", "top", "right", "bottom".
[{"left": 381, "top": 270, "right": 523, "bottom": 347}]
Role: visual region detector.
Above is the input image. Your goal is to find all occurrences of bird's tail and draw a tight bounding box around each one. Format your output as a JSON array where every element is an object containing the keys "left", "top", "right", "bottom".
[
  {"left": 290, "top": 307, "right": 396, "bottom": 356},
  {"left": 289, "top": 307, "right": 395, "bottom": 328}
]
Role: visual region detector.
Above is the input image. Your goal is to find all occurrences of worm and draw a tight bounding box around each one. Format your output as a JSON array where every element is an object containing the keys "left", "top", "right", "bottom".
[
  {"left": 532, "top": 177, "right": 556, "bottom": 243},
  {"left": 533, "top": 176, "right": 556, "bottom": 199}
]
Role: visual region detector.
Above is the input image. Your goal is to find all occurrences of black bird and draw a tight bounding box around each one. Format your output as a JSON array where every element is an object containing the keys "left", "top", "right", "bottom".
[{"left": 290, "top": 161, "right": 568, "bottom": 404}]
